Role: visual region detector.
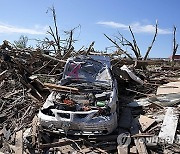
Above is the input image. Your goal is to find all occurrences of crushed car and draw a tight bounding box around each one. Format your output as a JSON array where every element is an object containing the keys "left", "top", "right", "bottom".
[{"left": 38, "top": 55, "right": 118, "bottom": 135}]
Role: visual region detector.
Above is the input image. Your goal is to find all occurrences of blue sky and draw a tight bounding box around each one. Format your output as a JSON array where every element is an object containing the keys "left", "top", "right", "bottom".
[{"left": 0, "top": 0, "right": 180, "bottom": 58}]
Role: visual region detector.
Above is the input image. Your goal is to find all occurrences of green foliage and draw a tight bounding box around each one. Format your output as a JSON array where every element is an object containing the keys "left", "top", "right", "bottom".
[{"left": 14, "top": 35, "right": 28, "bottom": 49}]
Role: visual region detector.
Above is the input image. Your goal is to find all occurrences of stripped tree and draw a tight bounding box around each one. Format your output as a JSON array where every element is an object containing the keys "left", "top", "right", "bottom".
[
  {"left": 34, "top": 6, "right": 80, "bottom": 75},
  {"left": 144, "top": 20, "right": 158, "bottom": 60},
  {"left": 172, "top": 26, "right": 179, "bottom": 62},
  {"left": 105, "top": 21, "right": 158, "bottom": 61},
  {"left": 46, "top": 6, "right": 61, "bottom": 56},
  {"left": 104, "top": 34, "right": 133, "bottom": 60}
]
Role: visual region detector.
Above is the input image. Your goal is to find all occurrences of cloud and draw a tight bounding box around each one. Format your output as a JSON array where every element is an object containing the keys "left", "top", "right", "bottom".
[
  {"left": 0, "top": 23, "right": 48, "bottom": 35},
  {"left": 97, "top": 21, "right": 129, "bottom": 29},
  {"left": 97, "top": 21, "right": 171, "bottom": 34}
]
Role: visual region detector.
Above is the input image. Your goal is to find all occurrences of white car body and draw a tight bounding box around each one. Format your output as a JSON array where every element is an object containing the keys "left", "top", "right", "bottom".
[{"left": 38, "top": 55, "right": 118, "bottom": 135}]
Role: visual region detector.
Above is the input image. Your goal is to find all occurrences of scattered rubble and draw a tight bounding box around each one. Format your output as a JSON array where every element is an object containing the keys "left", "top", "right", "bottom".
[{"left": 0, "top": 40, "right": 180, "bottom": 154}]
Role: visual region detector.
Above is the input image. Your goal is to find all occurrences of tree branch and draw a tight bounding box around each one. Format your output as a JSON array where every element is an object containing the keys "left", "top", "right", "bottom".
[
  {"left": 129, "top": 26, "right": 141, "bottom": 59},
  {"left": 144, "top": 20, "right": 158, "bottom": 60},
  {"left": 104, "top": 34, "right": 133, "bottom": 59},
  {"left": 172, "top": 25, "right": 179, "bottom": 61}
]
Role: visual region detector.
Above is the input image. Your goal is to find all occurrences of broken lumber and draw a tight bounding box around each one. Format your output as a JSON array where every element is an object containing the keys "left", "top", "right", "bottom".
[
  {"left": 157, "top": 81, "right": 180, "bottom": 95},
  {"left": 158, "top": 107, "right": 179, "bottom": 144},
  {"left": 138, "top": 115, "right": 156, "bottom": 132},
  {"left": 130, "top": 119, "right": 148, "bottom": 154},
  {"left": 31, "top": 116, "right": 39, "bottom": 146},
  {"left": 15, "top": 130, "right": 23, "bottom": 154},
  {"left": 39, "top": 140, "right": 72, "bottom": 149},
  {"left": 83, "top": 140, "right": 108, "bottom": 154},
  {"left": 44, "top": 82, "right": 79, "bottom": 92},
  {"left": 117, "top": 132, "right": 130, "bottom": 154},
  {"left": 134, "top": 137, "right": 148, "bottom": 154},
  {"left": 117, "top": 144, "right": 128, "bottom": 154},
  {"left": 41, "top": 53, "right": 66, "bottom": 63},
  {"left": 130, "top": 146, "right": 137, "bottom": 154},
  {"left": 0, "top": 70, "right": 8, "bottom": 81}
]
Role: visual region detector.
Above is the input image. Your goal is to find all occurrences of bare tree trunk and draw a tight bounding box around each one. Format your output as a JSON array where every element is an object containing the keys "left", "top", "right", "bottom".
[
  {"left": 144, "top": 20, "right": 158, "bottom": 60},
  {"left": 129, "top": 26, "right": 141, "bottom": 59},
  {"left": 47, "top": 6, "right": 61, "bottom": 57},
  {"left": 172, "top": 26, "right": 179, "bottom": 62}
]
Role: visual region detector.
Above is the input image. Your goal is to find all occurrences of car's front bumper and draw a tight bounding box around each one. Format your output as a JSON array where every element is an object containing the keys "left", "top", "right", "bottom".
[{"left": 38, "top": 110, "right": 117, "bottom": 135}]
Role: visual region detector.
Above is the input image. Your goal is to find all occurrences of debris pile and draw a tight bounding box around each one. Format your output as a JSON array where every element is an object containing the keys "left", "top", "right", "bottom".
[{"left": 0, "top": 40, "right": 180, "bottom": 154}]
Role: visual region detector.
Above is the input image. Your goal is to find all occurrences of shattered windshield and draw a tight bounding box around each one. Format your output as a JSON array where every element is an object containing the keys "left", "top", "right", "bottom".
[{"left": 61, "top": 56, "right": 112, "bottom": 86}]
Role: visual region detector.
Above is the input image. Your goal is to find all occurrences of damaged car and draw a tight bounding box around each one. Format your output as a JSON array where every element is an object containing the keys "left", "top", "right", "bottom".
[{"left": 38, "top": 55, "right": 118, "bottom": 135}]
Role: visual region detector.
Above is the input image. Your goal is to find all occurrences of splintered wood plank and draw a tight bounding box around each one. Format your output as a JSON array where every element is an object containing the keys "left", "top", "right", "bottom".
[
  {"left": 44, "top": 82, "right": 79, "bottom": 92},
  {"left": 31, "top": 116, "right": 39, "bottom": 146},
  {"left": 15, "top": 130, "right": 23, "bottom": 154},
  {"left": 158, "top": 107, "right": 179, "bottom": 144},
  {"left": 117, "top": 132, "right": 130, "bottom": 154},
  {"left": 117, "top": 144, "right": 128, "bottom": 154},
  {"left": 138, "top": 115, "right": 156, "bottom": 132},
  {"left": 130, "top": 119, "right": 148, "bottom": 154},
  {"left": 157, "top": 81, "right": 180, "bottom": 95},
  {"left": 130, "top": 146, "right": 137, "bottom": 154},
  {"left": 0, "top": 70, "right": 8, "bottom": 81},
  {"left": 134, "top": 138, "right": 148, "bottom": 154}
]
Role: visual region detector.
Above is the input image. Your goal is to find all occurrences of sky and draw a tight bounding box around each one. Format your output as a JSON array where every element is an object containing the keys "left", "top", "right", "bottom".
[{"left": 0, "top": 0, "right": 180, "bottom": 58}]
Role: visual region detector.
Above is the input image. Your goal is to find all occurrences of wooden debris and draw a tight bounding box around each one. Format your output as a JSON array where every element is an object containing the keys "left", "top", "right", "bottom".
[
  {"left": 138, "top": 115, "right": 156, "bottom": 132},
  {"left": 31, "top": 116, "right": 39, "bottom": 146},
  {"left": 39, "top": 140, "right": 73, "bottom": 149},
  {"left": 157, "top": 81, "right": 180, "bottom": 95},
  {"left": 117, "top": 144, "right": 129, "bottom": 154},
  {"left": 14, "top": 130, "right": 23, "bottom": 154},
  {"left": 117, "top": 132, "right": 130, "bottom": 154},
  {"left": 130, "top": 146, "right": 137, "bottom": 154},
  {"left": 41, "top": 53, "right": 66, "bottom": 63},
  {"left": 0, "top": 70, "right": 8, "bottom": 81},
  {"left": 44, "top": 82, "right": 79, "bottom": 92},
  {"left": 1, "top": 39, "right": 180, "bottom": 154},
  {"left": 29, "top": 75, "right": 45, "bottom": 91},
  {"left": 130, "top": 118, "right": 148, "bottom": 154},
  {"left": 134, "top": 137, "right": 148, "bottom": 154},
  {"left": 83, "top": 140, "right": 108, "bottom": 154},
  {"left": 158, "top": 107, "right": 179, "bottom": 144}
]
